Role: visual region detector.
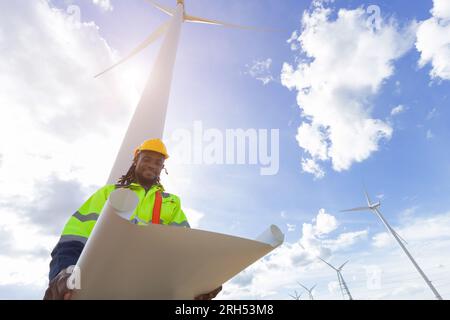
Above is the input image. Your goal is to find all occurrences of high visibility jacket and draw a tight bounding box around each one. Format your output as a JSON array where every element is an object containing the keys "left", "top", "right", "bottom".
[{"left": 49, "top": 183, "right": 189, "bottom": 281}]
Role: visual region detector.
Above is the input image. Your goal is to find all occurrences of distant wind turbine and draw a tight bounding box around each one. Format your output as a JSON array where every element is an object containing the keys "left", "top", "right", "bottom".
[
  {"left": 298, "top": 282, "right": 316, "bottom": 300},
  {"left": 95, "top": 0, "right": 273, "bottom": 184},
  {"left": 289, "top": 290, "right": 302, "bottom": 300},
  {"left": 318, "top": 258, "right": 353, "bottom": 300},
  {"left": 341, "top": 189, "right": 443, "bottom": 300}
]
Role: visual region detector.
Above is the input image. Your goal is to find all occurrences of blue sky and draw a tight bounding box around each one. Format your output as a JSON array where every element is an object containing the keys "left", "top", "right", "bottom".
[{"left": 0, "top": 0, "right": 450, "bottom": 300}]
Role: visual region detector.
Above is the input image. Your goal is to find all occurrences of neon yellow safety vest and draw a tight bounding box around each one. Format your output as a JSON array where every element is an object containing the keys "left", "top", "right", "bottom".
[{"left": 59, "top": 183, "right": 190, "bottom": 245}]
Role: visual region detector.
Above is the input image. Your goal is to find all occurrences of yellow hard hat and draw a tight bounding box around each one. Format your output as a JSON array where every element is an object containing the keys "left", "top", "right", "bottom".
[{"left": 134, "top": 139, "right": 169, "bottom": 160}]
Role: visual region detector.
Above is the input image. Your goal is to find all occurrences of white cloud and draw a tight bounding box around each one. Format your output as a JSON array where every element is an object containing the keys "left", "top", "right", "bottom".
[
  {"left": 373, "top": 211, "right": 450, "bottom": 249},
  {"left": 0, "top": 206, "right": 57, "bottom": 293},
  {"left": 426, "top": 129, "right": 434, "bottom": 139},
  {"left": 395, "top": 80, "right": 401, "bottom": 94},
  {"left": 390, "top": 105, "right": 405, "bottom": 116},
  {"left": 0, "top": 0, "right": 139, "bottom": 298},
  {"left": 372, "top": 232, "right": 392, "bottom": 248},
  {"left": 314, "top": 208, "right": 338, "bottom": 235},
  {"left": 287, "top": 223, "right": 296, "bottom": 232},
  {"left": 312, "top": 0, "right": 335, "bottom": 7},
  {"left": 426, "top": 107, "right": 438, "bottom": 120},
  {"left": 328, "top": 280, "right": 340, "bottom": 294},
  {"left": 282, "top": 5, "right": 416, "bottom": 177},
  {"left": 301, "top": 158, "right": 325, "bottom": 179},
  {"left": 416, "top": 0, "right": 450, "bottom": 80},
  {"left": 218, "top": 208, "right": 368, "bottom": 300},
  {"left": 287, "top": 31, "right": 301, "bottom": 51},
  {"left": 92, "top": 0, "right": 114, "bottom": 12},
  {"left": 245, "top": 58, "right": 275, "bottom": 85},
  {"left": 399, "top": 206, "right": 418, "bottom": 221},
  {"left": 183, "top": 208, "right": 204, "bottom": 229},
  {"left": 431, "top": 0, "right": 450, "bottom": 20},
  {"left": 296, "top": 123, "right": 328, "bottom": 161},
  {"left": 391, "top": 284, "right": 428, "bottom": 298},
  {"left": 323, "top": 230, "right": 368, "bottom": 251},
  {"left": 0, "top": 0, "right": 138, "bottom": 191}
]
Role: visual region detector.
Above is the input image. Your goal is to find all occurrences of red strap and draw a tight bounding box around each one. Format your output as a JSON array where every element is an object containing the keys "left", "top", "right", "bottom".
[{"left": 152, "top": 191, "right": 162, "bottom": 224}]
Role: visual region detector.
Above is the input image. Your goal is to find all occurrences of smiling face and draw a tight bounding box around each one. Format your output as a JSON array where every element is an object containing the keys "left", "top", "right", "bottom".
[{"left": 134, "top": 150, "right": 165, "bottom": 187}]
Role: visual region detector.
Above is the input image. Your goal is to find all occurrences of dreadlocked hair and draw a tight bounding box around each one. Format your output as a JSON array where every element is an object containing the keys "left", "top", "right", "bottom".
[{"left": 115, "top": 162, "right": 164, "bottom": 191}]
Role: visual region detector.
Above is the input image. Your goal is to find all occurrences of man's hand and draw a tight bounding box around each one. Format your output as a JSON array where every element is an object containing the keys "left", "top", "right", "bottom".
[
  {"left": 43, "top": 267, "right": 74, "bottom": 300},
  {"left": 194, "top": 286, "right": 222, "bottom": 300}
]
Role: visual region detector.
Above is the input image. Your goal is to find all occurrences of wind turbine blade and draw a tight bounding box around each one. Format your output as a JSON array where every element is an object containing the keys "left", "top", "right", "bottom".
[
  {"left": 185, "top": 14, "right": 280, "bottom": 32},
  {"left": 185, "top": 14, "right": 223, "bottom": 26},
  {"left": 317, "top": 257, "right": 338, "bottom": 271},
  {"left": 297, "top": 282, "right": 309, "bottom": 291},
  {"left": 94, "top": 21, "right": 169, "bottom": 78},
  {"left": 145, "top": 0, "right": 174, "bottom": 16},
  {"left": 364, "top": 188, "right": 373, "bottom": 207},
  {"left": 338, "top": 260, "right": 349, "bottom": 271},
  {"left": 340, "top": 207, "right": 371, "bottom": 213}
]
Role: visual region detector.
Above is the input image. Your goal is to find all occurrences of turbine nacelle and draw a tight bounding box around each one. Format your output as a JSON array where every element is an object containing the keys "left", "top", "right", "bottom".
[
  {"left": 341, "top": 189, "right": 408, "bottom": 245},
  {"left": 369, "top": 201, "right": 381, "bottom": 210},
  {"left": 148, "top": 0, "right": 269, "bottom": 28},
  {"left": 340, "top": 204, "right": 379, "bottom": 213},
  {"left": 341, "top": 189, "right": 381, "bottom": 213},
  {"left": 341, "top": 190, "right": 409, "bottom": 245}
]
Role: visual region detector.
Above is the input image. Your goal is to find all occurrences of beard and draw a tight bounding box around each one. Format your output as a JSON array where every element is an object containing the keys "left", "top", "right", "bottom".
[{"left": 135, "top": 171, "right": 159, "bottom": 186}]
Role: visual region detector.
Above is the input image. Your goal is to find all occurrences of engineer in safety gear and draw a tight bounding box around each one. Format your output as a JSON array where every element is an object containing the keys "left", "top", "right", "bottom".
[{"left": 43, "top": 139, "right": 222, "bottom": 300}]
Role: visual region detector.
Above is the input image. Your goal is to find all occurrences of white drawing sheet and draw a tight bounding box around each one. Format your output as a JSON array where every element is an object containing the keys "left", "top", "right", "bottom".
[{"left": 71, "top": 189, "right": 284, "bottom": 300}]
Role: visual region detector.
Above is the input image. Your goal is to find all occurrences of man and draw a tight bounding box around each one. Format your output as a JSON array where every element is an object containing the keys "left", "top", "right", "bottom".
[{"left": 44, "top": 138, "right": 222, "bottom": 300}]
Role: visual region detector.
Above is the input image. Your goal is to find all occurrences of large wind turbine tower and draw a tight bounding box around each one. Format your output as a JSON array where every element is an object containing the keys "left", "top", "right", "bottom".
[
  {"left": 342, "top": 190, "right": 443, "bottom": 300},
  {"left": 95, "top": 0, "right": 262, "bottom": 184}
]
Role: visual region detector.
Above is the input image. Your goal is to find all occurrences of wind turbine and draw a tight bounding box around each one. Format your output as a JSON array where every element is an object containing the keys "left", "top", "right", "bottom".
[
  {"left": 298, "top": 282, "right": 316, "bottom": 300},
  {"left": 289, "top": 290, "right": 302, "bottom": 300},
  {"left": 95, "top": 0, "right": 269, "bottom": 184},
  {"left": 318, "top": 258, "right": 353, "bottom": 300},
  {"left": 342, "top": 190, "right": 443, "bottom": 300}
]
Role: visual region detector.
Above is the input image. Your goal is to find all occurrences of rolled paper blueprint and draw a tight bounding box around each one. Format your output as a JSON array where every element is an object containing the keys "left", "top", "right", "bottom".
[
  {"left": 109, "top": 187, "right": 139, "bottom": 220},
  {"left": 255, "top": 225, "right": 284, "bottom": 248},
  {"left": 71, "top": 188, "right": 285, "bottom": 299}
]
